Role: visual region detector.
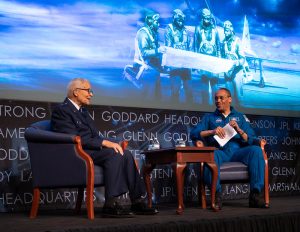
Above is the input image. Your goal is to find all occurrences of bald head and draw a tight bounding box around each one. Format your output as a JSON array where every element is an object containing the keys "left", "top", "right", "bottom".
[
  {"left": 215, "top": 88, "right": 232, "bottom": 114},
  {"left": 67, "top": 78, "right": 90, "bottom": 98},
  {"left": 217, "top": 88, "right": 231, "bottom": 97},
  {"left": 67, "top": 78, "right": 93, "bottom": 107}
]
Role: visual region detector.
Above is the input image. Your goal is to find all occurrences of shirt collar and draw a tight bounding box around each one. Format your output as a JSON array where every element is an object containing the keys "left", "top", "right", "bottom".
[
  {"left": 215, "top": 106, "right": 236, "bottom": 116},
  {"left": 68, "top": 98, "right": 80, "bottom": 111}
]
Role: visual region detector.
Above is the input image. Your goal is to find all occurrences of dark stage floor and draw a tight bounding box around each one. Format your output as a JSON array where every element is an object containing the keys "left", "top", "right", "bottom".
[{"left": 2, "top": 196, "right": 300, "bottom": 232}]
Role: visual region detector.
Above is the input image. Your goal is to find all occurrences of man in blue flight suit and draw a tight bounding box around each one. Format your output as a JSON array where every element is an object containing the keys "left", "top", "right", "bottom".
[{"left": 190, "top": 88, "right": 268, "bottom": 209}]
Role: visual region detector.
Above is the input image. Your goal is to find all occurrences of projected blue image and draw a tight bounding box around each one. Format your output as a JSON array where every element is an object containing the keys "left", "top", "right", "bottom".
[{"left": 0, "top": 0, "right": 299, "bottom": 116}]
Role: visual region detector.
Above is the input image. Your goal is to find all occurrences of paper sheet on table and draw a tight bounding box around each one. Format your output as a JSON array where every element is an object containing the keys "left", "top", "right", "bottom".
[{"left": 213, "top": 123, "right": 237, "bottom": 147}]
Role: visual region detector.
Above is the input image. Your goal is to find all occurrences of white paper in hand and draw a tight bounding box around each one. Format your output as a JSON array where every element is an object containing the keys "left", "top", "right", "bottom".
[{"left": 213, "top": 123, "right": 237, "bottom": 147}]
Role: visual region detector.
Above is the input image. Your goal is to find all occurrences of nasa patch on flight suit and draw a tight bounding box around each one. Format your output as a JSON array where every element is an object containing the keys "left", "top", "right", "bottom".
[
  {"left": 229, "top": 116, "right": 239, "bottom": 122},
  {"left": 215, "top": 117, "right": 222, "bottom": 123}
]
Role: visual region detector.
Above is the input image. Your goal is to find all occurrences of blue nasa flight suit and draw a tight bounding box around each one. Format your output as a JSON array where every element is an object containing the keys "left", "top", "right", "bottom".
[{"left": 190, "top": 107, "right": 265, "bottom": 193}]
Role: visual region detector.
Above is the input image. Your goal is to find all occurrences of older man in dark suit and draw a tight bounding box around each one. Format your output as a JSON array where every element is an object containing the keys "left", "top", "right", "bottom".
[{"left": 51, "top": 78, "right": 158, "bottom": 217}]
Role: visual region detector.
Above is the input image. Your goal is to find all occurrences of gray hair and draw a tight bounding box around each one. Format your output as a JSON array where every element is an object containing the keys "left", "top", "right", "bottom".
[{"left": 67, "top": 78, "right": 89, "bottom": 98}]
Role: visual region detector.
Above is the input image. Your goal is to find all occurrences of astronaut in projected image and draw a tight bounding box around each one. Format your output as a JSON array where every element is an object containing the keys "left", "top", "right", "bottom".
[
  {"left": 164, "top": 9, "right": 193, "bottom": 104},
  {"left": 123, "top": 11, "right": 166, "bottom": 102},
  {"left": 194, "top": 8, "right": 221, "bottom": 105},
  {"left": 221, "top": 20, "right": 245, "bottom": 106}
]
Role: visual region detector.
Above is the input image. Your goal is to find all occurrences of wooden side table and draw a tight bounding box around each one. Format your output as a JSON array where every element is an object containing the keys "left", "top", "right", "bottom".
[{"left": 142, "top": 146, "right": 218, "bottom": 214}]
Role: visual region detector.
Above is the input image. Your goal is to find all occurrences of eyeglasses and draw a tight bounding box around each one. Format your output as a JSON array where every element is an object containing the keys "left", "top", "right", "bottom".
[
  {"left": 76, "top": 88, "right": 94, "bottom": 94},
  {"left": 215, "top": 96, "right": 230, "bottom": 101}
]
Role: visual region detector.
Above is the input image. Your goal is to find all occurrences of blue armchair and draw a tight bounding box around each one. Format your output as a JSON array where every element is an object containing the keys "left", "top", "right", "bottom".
[
  {"left": 198, "top": 139, "right": 270, "bottom": 208},
  {"left": 25, "top": 120, "right": 104, "bottom": 220}
]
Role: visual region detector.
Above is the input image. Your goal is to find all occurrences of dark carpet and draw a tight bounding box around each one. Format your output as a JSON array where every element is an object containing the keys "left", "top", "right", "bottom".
[{"left": 2, "top": 196, "right": 300, "bottom": 232}]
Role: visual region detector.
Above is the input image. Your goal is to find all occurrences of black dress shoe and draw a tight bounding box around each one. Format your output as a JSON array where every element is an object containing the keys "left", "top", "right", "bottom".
[
  {"left": 102, "top": 197, "right": 134, "bottom": 218},
  {"left": 249, "top": 189, "right": 269, "bottom": 208},
  {"left": 131, "top": 202, "right": 159, "bottom": 215}
]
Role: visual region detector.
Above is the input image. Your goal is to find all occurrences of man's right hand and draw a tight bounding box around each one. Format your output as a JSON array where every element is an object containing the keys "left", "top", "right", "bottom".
[
  {"left": 102, "top": 140, "right": 124, "bottom": 155},
  {"left": 158, "top": 46, "right": 167, "bottom": 54},
  {"left": 213, "top": 126, "right": 226, "bottom": 139}
]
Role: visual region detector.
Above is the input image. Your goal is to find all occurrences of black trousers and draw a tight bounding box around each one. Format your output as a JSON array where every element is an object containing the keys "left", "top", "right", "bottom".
[{"left": 90, "top": 148, "right": 145, "bottom": 201}]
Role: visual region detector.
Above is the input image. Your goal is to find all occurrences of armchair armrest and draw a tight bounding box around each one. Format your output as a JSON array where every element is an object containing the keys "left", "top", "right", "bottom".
[
  {"left": 195, "top": 140, "right": 205, "bottom": 148},
  {"left": 120, "top": 140, "right": 129, "bottom": 150},
  {"left": 25, "top": 127, "right": 76, "bottom": 143},
  {"left": 258, "top": 139, "right": 267, "bottom": 161}
]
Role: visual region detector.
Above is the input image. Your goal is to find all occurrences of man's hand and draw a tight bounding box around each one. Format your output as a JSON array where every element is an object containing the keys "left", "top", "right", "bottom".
[
  {"left": 158, "top": 46, "right": 167, "bottom": 54},
  {"left": 229, "top": 120, "right": 240, "bottom": 131},
  {"left": 102, "top": 140, "right": 124, "bottom": 155},
  {"left": 213, "top": 126, "right": 226, "bottom": 139},
  {"left": 229, "top": 120, "right": 245, "bottom": 136}
]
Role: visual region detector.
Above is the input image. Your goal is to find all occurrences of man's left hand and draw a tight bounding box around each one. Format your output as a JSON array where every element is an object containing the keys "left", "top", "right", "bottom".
[
  {"left": 229, "top": 120, "right": 245, "bottom": 136},
  {"left": 102, "top": 140, "right": 124, "bottom": 155},
  {"left": 229, "top": 120, "right": 240, "bottom": 131}
]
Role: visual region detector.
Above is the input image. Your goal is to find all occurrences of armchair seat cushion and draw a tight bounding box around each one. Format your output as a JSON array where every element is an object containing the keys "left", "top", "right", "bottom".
[{"left": 220, "top": 162, "right": 249, "bottom": 181}]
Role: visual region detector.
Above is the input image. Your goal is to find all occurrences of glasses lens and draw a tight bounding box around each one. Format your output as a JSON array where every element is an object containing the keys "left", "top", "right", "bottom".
[
  {"left": 215, "top": 96, "right": 228, "bottom": 101},
  {"left": 77, "top": 88, "right": 93, "bottom": 94}
]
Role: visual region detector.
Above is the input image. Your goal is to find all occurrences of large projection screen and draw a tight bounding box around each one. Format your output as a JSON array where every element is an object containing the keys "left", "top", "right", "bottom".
[{"left": 0, "top": 0, "right": 299, "bottom": 117}]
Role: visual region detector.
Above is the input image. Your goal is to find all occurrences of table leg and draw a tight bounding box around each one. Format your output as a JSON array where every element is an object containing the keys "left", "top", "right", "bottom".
[
  {"left": 199, "top": 162, "right": 206, "bottom": 209},
  {"left": 173, "top": 162, "right": 187, "bottom": 214},
  {"left": 207, "top": 162, "right": 218, "bottom": 212},
  {"left": 143, "top": 163, "right": 155, "bottom": 208}
]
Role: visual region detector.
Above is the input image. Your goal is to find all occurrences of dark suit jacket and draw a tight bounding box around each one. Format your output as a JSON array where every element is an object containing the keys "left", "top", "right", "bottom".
[{"left": 51, "top": 98, "right": 103, "bottom": 153}]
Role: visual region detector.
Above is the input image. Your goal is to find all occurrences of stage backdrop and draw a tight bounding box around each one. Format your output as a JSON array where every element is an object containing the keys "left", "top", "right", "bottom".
[
  {"left": 1, "top": 0, "right": 299, "bottom": 117},
  {"left": 0, "top": 99, "right": 300, "bottom": 212}
]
